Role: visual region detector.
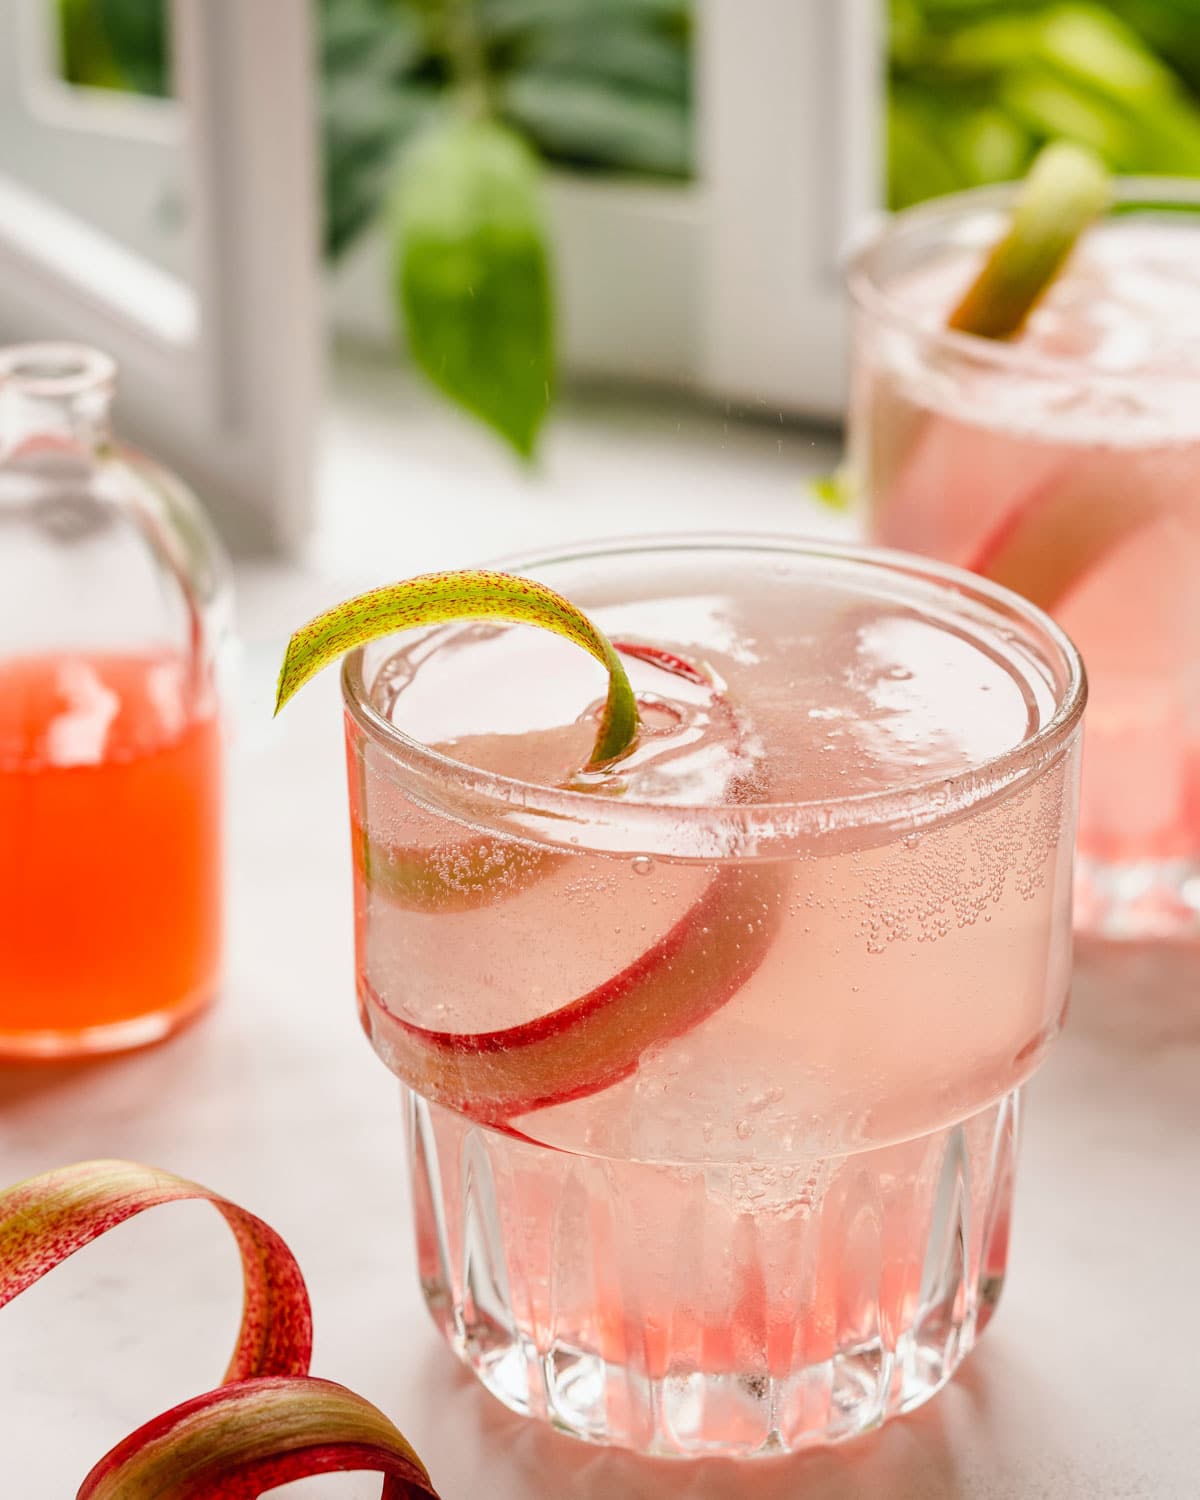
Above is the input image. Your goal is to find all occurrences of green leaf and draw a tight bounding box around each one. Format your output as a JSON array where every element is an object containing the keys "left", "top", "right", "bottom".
[
  {"left": 996, "top": 67, "right": 1141, "bottom": 164},
  {"left": 322, "top": 0, "right": 425, "bottom": 71},
  {"left": 888, "top": 89, "right": 964, "bottom": 208},
  {"left": 391, "top": 117, "right": 554, "bottom": 458},
  {"left": 515, "top": 25, "right": 691, "bottom": 102},
  {"left": 886, "top": 0, "right": 1200, "bottom": 207},
  {"left": 500, "top": 69, "right": 691, "bottom": 177},
  {"left": 1106, "top": 0, "right": 1200, "bottom": 96},
  {"left": 58, "top": 0, "right": 168, "bottom": 95},
  {"left": 320, "top": 0, "right": 435, "bottom": 258},
  {"left": 950, "top": 104, "right": 1035, "bottom": 184},
  {"left": 1037, "top": 4, "right": 1179, "bottom": 103},
  {"left": 478, "top": 0, "right": 690, "bottom": 42},
  {"left": 810, "top": 468, "right": 855, "bottom": 512},
  {"left": 324, "top": 78, "right": 440, "bottom": 258},
  {"left": 935, "top": 13, "right": 1049, "bottom": 75},
  {"left": 889, "top": 0, "right": 927, "bottom": 65}
]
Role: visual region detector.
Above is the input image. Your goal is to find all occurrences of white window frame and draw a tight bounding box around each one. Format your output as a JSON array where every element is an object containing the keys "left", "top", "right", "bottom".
[
  {"left": 0, "top": 0, "right": 878, "bottom": 556},
  {"left": 332, "top": 0, "right": 883, "bottom": 420},
  {"left": 0, "top": 0, "right": 321, "bottom": 554}
]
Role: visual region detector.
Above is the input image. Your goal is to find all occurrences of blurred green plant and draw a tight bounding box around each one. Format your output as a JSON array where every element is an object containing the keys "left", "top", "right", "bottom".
[
  {"left": 58, "top": 0, "right": 691, "bottom": 457},
  {"left": 58, "top": 0, "right": 168, "bottom": 95},
  {"left": 393, "top": 115, "right": 554, "bottom": 458},
  {"left": 890, "top": 0, "right": 1200, "bottom": 209}
]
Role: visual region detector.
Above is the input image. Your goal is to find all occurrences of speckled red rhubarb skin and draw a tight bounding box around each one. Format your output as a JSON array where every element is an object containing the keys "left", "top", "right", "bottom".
[
  {"left": 1, "top": 1164, "right": 444, "bottom": 1496},
  {"left": 0, "top": 1160, "right": 312, "bottom": 1382},
  {"left": 276, "top": 568, "right": 638, "bottom": 765},
  {"left": 77, "top": 1377, "right": 439, "bottom": 1500}
]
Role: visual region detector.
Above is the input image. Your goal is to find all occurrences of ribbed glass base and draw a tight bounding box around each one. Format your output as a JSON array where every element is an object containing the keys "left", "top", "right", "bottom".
[{"left": 406, "top": 1088, "right": 1020, "bottom": 1457}]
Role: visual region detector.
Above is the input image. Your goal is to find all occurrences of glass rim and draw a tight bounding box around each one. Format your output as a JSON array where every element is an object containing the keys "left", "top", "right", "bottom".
[
  {"left": 845, "top": 175, "right": 1200, "bottom": 384},
  {"left": 341, "top": 533, "right": 1087, "bottom": 856}
]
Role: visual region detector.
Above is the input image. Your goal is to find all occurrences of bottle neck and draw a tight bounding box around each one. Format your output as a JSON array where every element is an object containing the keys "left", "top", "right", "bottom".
[{"left": 0, "top": 343, "right": 115, "bottom": 462}]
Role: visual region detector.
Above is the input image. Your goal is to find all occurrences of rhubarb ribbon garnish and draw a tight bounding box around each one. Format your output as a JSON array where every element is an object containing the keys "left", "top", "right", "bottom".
[
  {"left": 949, "top": 139, "right": 1110, "bottom": 340},
  {"left": 1, "top": 1160, "right": 439, "bottom": 1498},
  {"left": 77, "top": 1378, "right": 438, "bottom": 1500},
  {"left": 276, "top": 568, "right": 640, "bottom": 766},
  {"left": 0, "top": 1160, "right": 312, "bottom": 1381}
]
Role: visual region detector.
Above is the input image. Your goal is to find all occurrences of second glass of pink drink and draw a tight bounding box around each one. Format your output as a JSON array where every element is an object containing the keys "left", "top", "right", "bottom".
[
  {"left": 849, "top": 180, "right": 1200, "bottom": 937},
  {"left": 343, "top": 537, "right": 1083, "bottom": 1457}
]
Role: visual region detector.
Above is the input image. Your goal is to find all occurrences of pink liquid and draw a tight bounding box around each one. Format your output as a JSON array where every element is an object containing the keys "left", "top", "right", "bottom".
[
  {"left": 347, "top": 546, "right": 1080, "bottom": 1454},
  {"left": 855, "top": 217, "right": 1200, "bottom": 934}
]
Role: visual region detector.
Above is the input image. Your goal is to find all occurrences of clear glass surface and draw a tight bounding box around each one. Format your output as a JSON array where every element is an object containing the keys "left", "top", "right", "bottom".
[
  {"left": 0, "top": 343, "right": 231, "bottom": 1057},
  {"left": 848, "top": 180, "right": 1200, "bottom": 939},
  {"left": 343, "top": 536, "right": 1084, "bottom": 1457}
]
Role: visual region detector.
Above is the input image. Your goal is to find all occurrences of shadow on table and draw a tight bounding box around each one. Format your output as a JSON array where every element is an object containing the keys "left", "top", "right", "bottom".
[
  {"left": 0, "top": 1057, "right": 113, "bottom": 1110},
  {"left": 410, "top": 1336, "right": 1004, "bottom": 1500},
  {"left": 0, "top": 1010, "right": 218, "bottom": 1118},
  {"left": 1033, "top": 932, "right": 1200, "bottom": 1181},
  {"left": 1072, "top": 935, "right": 1200, "bottom": 1047}
]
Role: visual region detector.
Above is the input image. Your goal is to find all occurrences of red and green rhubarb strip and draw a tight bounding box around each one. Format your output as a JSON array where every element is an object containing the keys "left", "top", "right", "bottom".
[
  {"left": 0, "top": 1159, "right": 312, "bottom": 1382},
  {"left": 825, "top": 145, "right": 1108, "bottom": 526},
  {"left": 0, "top": 1160, "right": 440, "bottom": 1498},
  {"left": 948, "top": 139, "right": 1111, "bottom": 339},
  {"left": 361, "top": 857, "right": 781, "bottom": 1124},
  {"left": 950, "top": 142, "right": 1163, "bottom": 607},
  {"left": 878, "top": 142, "right": 1157, "bottom": 612},
  {"left": 277, "top": 568, "right": 639, "bottom": 766},
  {"left": 78, "top": 1378, "right": 437, "bottom": 1500},
  {"left": 281, "top": 581, "right": 779, "bottom": 1123},
  {"left": 354, "top": 639, "right": 714, "bottom": 914}
]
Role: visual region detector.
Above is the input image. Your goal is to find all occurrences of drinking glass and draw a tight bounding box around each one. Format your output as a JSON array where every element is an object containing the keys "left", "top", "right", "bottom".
[
  {"left": 342, "top": 536, "right": 1084, "bottom": 1456},
  {"left": 848, "top": 180, "right": 1200, "bottom": 937}
]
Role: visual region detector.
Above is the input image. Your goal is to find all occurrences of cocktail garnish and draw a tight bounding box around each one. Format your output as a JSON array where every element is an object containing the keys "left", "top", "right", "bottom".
[
  {"left": 78, "top": 1379, "right": 437, "bottom": 1499},
  {"left": 276, "top": 569, "right": 639, "bottom": 767},
  {"left": 355, "top": 640, "right": 713, "bottom": 914},
  {"left": 810, "top": 467, "right": 855, "bottom": 511},
  {"left": 360, "top": 857, "right": 780, "bottom": 1123},
  {"left": 948, "top": 141, "right": 1110, "bottom": 340},
  {"left": 0, "top": 1159, "right": 440, "bottom": 1499}
]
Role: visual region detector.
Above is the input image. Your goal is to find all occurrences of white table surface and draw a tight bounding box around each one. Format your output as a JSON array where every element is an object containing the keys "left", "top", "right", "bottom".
[{"left": 3, "top": 365, "right": 1198, "bottom": 1498}]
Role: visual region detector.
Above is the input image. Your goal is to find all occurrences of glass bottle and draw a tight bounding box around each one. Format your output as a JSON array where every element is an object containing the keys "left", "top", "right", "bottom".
[{"left": 0, "top": 343, "right": 231, "bottom": 1058}]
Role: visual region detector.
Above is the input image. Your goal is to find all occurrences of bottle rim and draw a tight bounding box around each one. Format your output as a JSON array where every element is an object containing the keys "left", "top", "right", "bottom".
[{"left": 0, "top": 343, "right": 116, "bottom": 401}]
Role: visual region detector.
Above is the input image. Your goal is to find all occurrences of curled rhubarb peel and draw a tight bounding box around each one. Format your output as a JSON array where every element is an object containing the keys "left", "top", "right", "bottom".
[
  {"left": 77, "top": 1378, "right": 438, "bottom": 1500},
  {"left": 944, "top": 148, "right": 1173, "bottom": 611},
  {"left": 1, "top": 1161, "right": 441, "bottom": 1498},
  {"left": 948, "top": 140, "right": 1110, "bottom": 339},
  {"left": 354, "top": 640, "right": 715, "bottom": 915},
  {"left": 608, "top": 638, "right": 713, "bottom": 687},
  {"left": 0, "top": 1159, "right": 312, "bottom": 1382},
  {"left": 966, "top": 461, "right": 1170, "bottom": 611},
  {"left": 278, "top": 575, "right": 781, "bottom": 1121},
  {"left": 276, "top": 569, "right": 639, "bottom": 766},
  {"left": 882, "top": 144, "right": 1118, "bottom": 608},
  {"left": 362, "top": 858, "right": 781, "bottom": 1125},
  {"left": 353, "top": 638, "right": 780, "bottom": 1123}
]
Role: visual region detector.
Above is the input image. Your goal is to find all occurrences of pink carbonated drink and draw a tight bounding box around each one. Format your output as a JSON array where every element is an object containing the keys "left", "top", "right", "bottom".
[
  {"left": 849, "top": 184, "right": 1200, "bottom": 937},
  {"left": 343, "top": 540, "right": 1083, "bottom": 1458}
]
